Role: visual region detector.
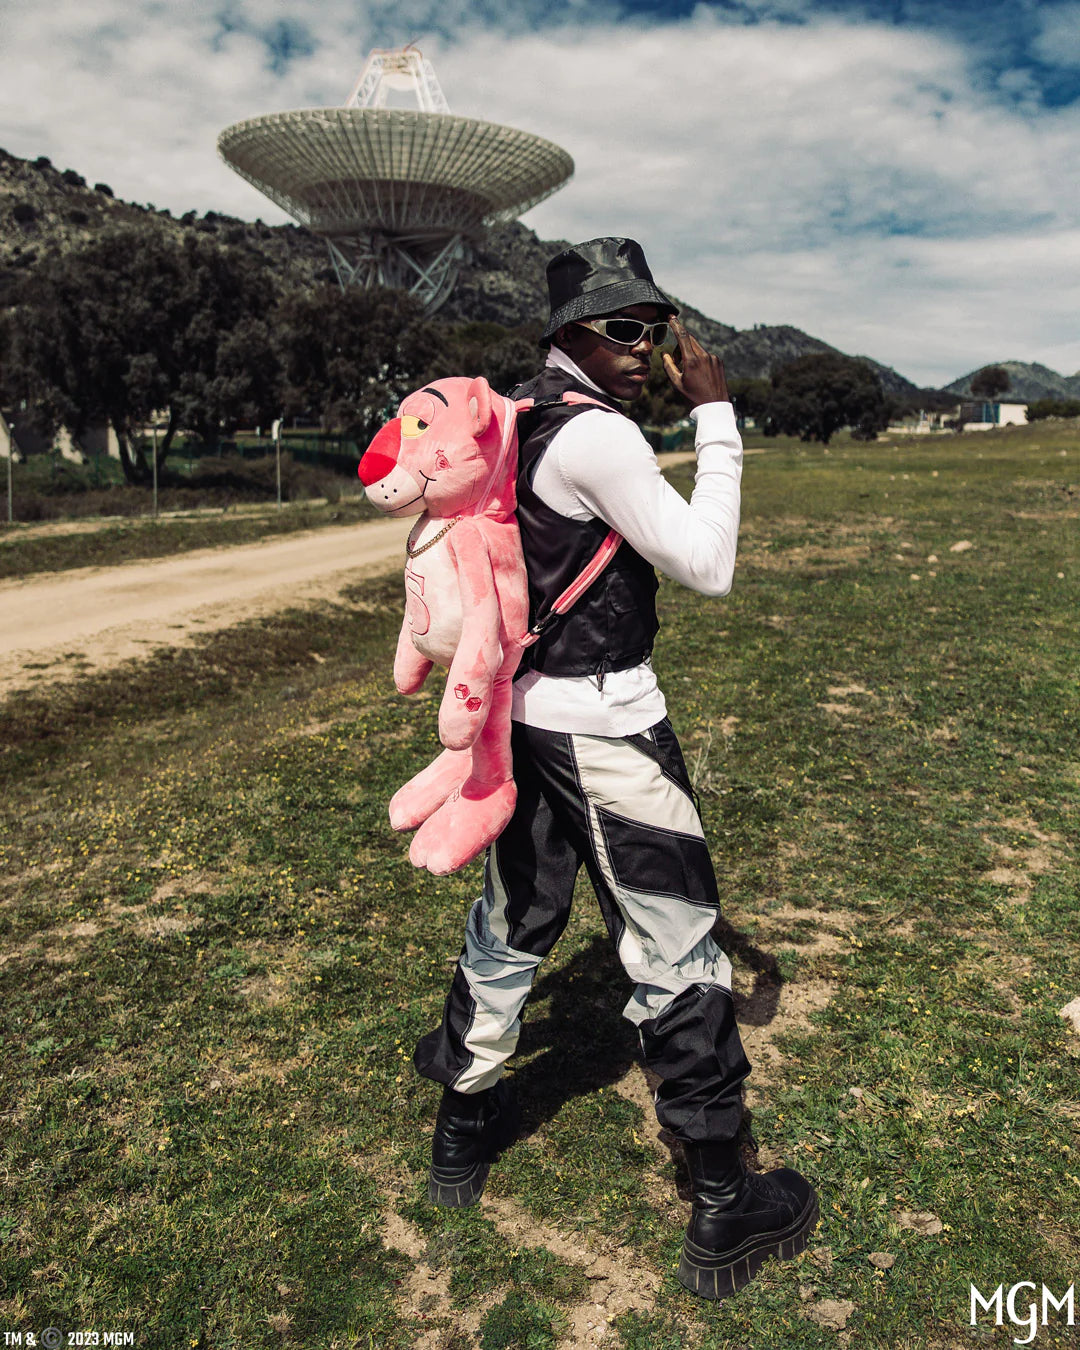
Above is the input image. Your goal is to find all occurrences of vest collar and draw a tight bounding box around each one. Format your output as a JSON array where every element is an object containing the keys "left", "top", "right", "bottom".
[{"left": 534, "top": 353, "right": 624, "bottom": 415}]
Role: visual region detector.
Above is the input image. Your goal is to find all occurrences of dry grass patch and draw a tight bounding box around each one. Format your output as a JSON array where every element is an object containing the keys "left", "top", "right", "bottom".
[
  {"left": 481, "top": 1194, "right": 662, "bottom": 1349},
  {"left": 149, "top": 870, "right": 225, "bottom": 904},
  {"left": 978, "top": 812, "right": 1069, "bottom": 900},
  {"left": 736, "top": 970, "right": 837, "bottom": 1107},
  {"left": 611, "top": 1061, "right": 685, "bottom": 1223},
  {"left": 756, "top": 901, "right": 852, "bottom": 958},
  {"left": 383, "top": 1207, "right": 479, "bottom": 1350}
]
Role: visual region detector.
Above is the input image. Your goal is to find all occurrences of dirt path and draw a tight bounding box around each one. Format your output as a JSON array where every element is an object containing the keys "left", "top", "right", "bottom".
[
  {"left": 0, "top": 516, "right": 410, "bottom": 697},
  {"left": 0, "top": 452, "right": 733, "bottom": 700}
]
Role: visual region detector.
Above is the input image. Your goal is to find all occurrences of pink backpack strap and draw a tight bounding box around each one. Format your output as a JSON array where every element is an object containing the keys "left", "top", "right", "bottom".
[
  {"left": 560, "top": 391, "right": 618, "bottom": 410},
  {"left": 518, "top": 390, "right": 624, "bottom": 648},
  {"left": 511, "top": 390, "right": 619, "bottom": 415}
]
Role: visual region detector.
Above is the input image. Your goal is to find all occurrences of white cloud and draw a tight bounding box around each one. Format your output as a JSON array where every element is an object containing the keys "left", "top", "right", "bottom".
[
  {"left": 1033, "top": 3, "right": 1080, "bottom": 68},
  {"left": 437, "top": 16, "right": 1080, "bottom": 382},
  {"left": 2, "top": 2, "right": 1079, "bottom": 384},
  {"left": 672, "top": 228, "right": 1080, "bottom": 385}
]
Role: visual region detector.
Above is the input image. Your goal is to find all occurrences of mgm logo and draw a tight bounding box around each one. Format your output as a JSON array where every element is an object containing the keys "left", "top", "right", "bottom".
[{"left": 970, "top": 1283, "right": 1076, "bottom": 1344}]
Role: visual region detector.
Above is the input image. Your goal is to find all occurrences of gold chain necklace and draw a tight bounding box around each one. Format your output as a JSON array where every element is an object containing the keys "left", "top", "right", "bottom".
[{"left": 406, "top": 516, "right": 461, "bottom": 559}]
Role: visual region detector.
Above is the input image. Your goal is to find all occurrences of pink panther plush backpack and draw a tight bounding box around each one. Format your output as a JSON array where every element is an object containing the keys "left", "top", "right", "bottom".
[{"left": 358, "top": 376, "right": 621, "bottom": 875}]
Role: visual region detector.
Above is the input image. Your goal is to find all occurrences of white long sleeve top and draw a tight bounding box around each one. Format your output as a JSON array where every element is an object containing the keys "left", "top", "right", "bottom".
[{"left": 511, "top": 346, "right": 743, "bottom": 736}]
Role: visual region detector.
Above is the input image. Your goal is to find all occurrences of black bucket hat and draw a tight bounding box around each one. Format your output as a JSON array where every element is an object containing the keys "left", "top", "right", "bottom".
[{"left": 540, "top": 237, "right": 677, "bottom": 345}]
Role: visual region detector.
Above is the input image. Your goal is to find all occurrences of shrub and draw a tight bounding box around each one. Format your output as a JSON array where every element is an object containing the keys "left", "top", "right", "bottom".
[
  {"left": 5, "top": 451, "right": 360, "bottom": 522},
  {"left": 94, "top": 182, "right": 114, "bottom": 197},
  {"left": 1026, "top": 398, "right": 1080, "bottom": 421},
  {"left": 187, "top": 453, "right": 349, "bottom": 505},
  {"left": 12, "top": 202, "right": 37, "bottom": 224}
]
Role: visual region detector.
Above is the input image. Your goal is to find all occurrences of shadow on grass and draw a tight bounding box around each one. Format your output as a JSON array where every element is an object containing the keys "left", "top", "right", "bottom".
[
  {"left": 512, "top": 936, "right": 637, "bottom": 1136},
  {"left": 713, "top": 914, "right": 784, "bottom": 1029},
  {"left": 510, "top": 913, "right": 786, "bottom": 1143}
]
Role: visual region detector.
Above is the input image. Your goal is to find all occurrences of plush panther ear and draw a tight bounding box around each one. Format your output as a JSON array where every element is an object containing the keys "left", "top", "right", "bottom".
[{"left": 466, "top": 376, "right": 494, "bottom": 436}]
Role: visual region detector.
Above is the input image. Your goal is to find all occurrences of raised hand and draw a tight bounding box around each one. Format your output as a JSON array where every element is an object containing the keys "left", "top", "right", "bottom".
[{"left": 662, "top": 317, "right": 731, "bottom": 409}]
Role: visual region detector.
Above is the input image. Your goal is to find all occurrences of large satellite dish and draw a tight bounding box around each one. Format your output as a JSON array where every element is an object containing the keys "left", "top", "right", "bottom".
[{"left": 218, "top": 46, "right": 574, "bottom": 311}]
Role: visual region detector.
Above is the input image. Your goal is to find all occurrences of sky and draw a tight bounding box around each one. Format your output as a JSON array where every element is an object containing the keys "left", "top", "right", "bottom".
[{"left": 2, "top": 0, "right": 1079, "bottom": 387}]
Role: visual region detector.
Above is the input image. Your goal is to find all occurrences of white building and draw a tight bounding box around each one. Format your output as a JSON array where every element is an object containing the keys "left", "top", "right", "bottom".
[
  {"left": 961, "top": 401, "right": 1028, "bottom": 431},
  {"left": 1, "top": 410, "right": 121, "bottom": 462}
]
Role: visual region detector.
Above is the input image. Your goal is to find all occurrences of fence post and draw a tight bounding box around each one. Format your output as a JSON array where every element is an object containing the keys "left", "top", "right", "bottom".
[{"left": 273, "top": 418, "right": 282, "bottom": 510}]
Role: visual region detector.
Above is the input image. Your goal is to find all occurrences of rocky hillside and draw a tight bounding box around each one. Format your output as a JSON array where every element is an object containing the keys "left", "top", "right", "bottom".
[
  {"left": 944, "top": 360, "right": 1080, "bottom": 402},
  {"left": 2, "top": 143, "right": 922, "bottom": 396},
  {"left": 444, "top": 220, "right": 921, "bottom": 396},
  {"left": 442, "top": 220, "right": 741, "bottom": 346},
  {"left": 0, "top": 146, "right": 333, "bottom": 300}
]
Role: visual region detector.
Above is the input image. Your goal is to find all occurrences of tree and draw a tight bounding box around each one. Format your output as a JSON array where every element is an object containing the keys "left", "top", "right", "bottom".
[
  {"left": 728, "top": 377, "right": 771, "bottom": 425},
  {"left": 160, "top": 237, "right": 280, "bottom": 444},
  {"left": 274, "top": 286, "right": 441, "bottom": 442},
  {"left": 430, "top": 320, "right": 543, "bottom": 396},
  {"left": 764, "top": 353, "right": 889, "bottom": 445},
  {"left": 4, "top": 226, "right": 279, "bottom": 481},
  {"left": 970, "top": 365, "right": 1010, "bottom": 400}
]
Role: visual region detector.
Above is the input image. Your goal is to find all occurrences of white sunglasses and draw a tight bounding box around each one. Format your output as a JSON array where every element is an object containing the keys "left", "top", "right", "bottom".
[{"left": 574, "top": 317, "right": 671, "bottom": 347}]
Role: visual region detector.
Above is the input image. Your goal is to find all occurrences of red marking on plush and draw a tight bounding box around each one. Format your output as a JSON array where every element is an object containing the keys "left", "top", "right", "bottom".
[
  {"left": 362, "top": 376, "right": 530, "bottom": 875},
  {"left": 357, "top": 419, "right": 401, "bottom": 484}
]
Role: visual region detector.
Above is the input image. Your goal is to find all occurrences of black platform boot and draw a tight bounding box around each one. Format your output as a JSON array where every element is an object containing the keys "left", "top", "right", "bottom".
[
  {"left": 427, "top": 1080, "right": 520, "bottom": 1208},
  {"left": 677, "top": 1140, "right": 819, "bottom": 1300}
]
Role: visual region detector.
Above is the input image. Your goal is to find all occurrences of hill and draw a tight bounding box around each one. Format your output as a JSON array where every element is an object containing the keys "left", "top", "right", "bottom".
[
  {"left": 2, "top": 144, "right": 922, "bottom": 397},
  {"left": 442, "top": 220, "right": 922, "bottom": 397},
  {"left": 944, "top": 360, "right": 1080, "bottom": 402},
  {"left": 0, "top": 146, "right": 334, "bottom": 300}
]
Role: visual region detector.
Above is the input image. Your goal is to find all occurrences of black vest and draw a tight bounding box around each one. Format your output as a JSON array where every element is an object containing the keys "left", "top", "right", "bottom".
[{"left": 512, "top": 366, "right": 660, "bottom": 680}]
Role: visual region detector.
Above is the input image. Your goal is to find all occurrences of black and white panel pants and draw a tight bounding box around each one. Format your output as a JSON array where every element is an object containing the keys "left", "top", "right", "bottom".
[{"left": 413, "top": 718, "right": 751, "bottom": 1144}]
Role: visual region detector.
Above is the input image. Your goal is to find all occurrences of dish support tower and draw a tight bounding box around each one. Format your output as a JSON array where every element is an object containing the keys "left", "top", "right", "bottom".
[{"left": 331, "top": 48, "right": 459, "bottom": 305}]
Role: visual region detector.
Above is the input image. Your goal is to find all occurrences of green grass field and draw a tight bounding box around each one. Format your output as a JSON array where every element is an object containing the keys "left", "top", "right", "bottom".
[{"left": 1, "top": 423, "right": 1077, "bottom": 1349}]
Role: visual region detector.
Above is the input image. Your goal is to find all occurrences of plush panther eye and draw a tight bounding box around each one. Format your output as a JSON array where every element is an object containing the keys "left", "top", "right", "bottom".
[{"left": 401, "top": 415, "right": 429, "bottom": 438}]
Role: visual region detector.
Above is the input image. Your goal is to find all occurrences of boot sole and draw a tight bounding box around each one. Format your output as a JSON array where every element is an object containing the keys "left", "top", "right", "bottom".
[
  {"left": 427, "top": 1093, "right": 521, "bottom": 1209},
  {"left": 677, "top": 1191, "right": 820, "bottom": 1301}
]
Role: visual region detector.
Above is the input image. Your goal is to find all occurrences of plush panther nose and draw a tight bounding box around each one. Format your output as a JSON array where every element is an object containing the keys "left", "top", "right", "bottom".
[{"left": 358, "top": 419, "right": 401, "bottom": 485}]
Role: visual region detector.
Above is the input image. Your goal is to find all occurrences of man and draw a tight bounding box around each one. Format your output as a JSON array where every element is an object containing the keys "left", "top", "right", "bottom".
[{"left": 413, "top": 238, "right": 817, "bottom": 1300}]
